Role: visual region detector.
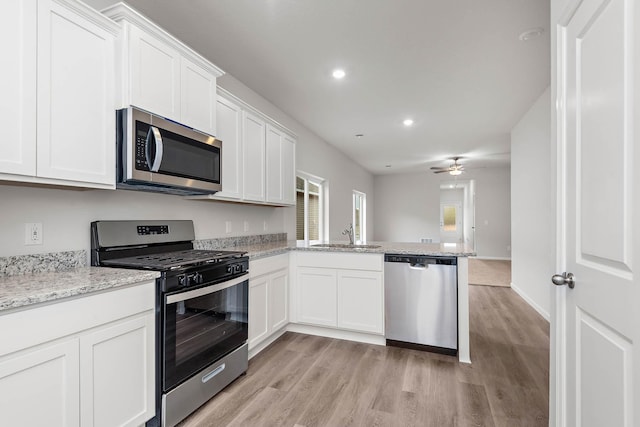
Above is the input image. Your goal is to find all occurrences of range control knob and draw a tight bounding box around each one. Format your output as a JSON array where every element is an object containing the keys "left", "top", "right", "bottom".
[
  {"left": 192, "top": 272, "right": 203, "bottom": 284},
  {"left": 178, "top": 275, "right": 190, "bottom": 287}
]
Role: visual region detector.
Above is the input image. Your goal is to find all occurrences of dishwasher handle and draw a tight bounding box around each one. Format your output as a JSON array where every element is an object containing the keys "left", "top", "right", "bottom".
[{"left": 408, "top": 263, "right": 428, "bottom": 270}]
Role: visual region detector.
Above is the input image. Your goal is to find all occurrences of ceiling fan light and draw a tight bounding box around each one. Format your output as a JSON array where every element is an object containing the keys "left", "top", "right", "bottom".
[{"left": 449, "top": 169, "right": 462, "bottom": 176}]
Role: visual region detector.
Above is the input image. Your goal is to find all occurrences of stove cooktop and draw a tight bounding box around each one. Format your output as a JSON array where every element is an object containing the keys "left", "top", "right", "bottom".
[{"left": 101, "top": 249, "right": 246, "bottom": 271}]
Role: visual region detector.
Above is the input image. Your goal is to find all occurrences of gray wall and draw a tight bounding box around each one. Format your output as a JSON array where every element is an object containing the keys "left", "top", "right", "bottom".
[
  {"left": 510, "top": 86, "right": 552, "bottom": 319},
  {"left": 374, "top": 167, "right": 511, "bottom": 258}
]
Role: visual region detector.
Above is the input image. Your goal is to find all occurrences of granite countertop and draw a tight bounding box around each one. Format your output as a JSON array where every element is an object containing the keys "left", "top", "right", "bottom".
[
  {"left": 227, "top": 240, "right": 475, "bottom": 259},
  {"left": 0, "top": 267, "right": 159, "bottom": 312}
]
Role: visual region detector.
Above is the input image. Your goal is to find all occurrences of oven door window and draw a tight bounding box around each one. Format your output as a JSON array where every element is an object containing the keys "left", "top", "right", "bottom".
[{"left": 163, "top": 280, "right": 248, "bottom": 391}]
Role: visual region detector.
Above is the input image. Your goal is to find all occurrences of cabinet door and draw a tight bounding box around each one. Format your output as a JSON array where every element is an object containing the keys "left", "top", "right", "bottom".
[
  {"left": 180, "top": 57, "right": 216, "bottom": 135},
  {"left": 36, "top": 0, "right": 115, "bottom": 186},
  {"left": 265, "top": 124, "right": 283, "bottom": 203},
  {"left": 128, "top": 25, "right": 180, "bottom": 121},
  {"left": 337, "top": 270, "right": 384, "bottom": 334},
  {"left": 215, "top": 95, "right": 243, "bottom": 199},
  {"left": 281, "top": 134, "right": 296, "bottom": 205},
  {"left": 0, "top": 339, "right": 80, "bottom": 427},
  {"left": 80, "top": 312, "right": 155, "bottom": 427},
  {"left": 242, "top": 111, "right": 266, "bottom": 201},
  {"left": 269, "top": 269, "right": 289, "bottom": 332},
  {"left": 297, "top": 267, "right": 337, "bottom": 327},
  {"left": 248, "top": 275, "right": 269, "bottom": 349},
  {"left": 0, "top": 0, "right": 36, "bottom": 177}
]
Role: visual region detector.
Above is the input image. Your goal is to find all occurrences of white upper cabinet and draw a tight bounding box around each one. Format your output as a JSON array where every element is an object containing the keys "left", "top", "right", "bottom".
[
  {"left": 0, "top": 0, "right": 36, "bottom": 177},
  {"left": 192, "top": 89, "right": 297, "bottom": 206},
  {"left": 242, "top": 110, "right": 266, "bottom": 202},
  {"left": 128, "top": 24, "right": 181, "bottom": 120},
  {"left": 103, "top": 3, "right": 223, "bottom": 136},
  {"left": 215, "top": 95, "right": 243, "bottom": 199},
  {"left": 266, "top": 125, "right": 296, "bottom": 205},
  {"left": 37, "top": 0, "right": 116, "bottom": 185},
  {"left": 266, "top": 124, "right": 283, "bottom": 203},
  {"left": 181, "top": 56, "right": 217, "bottom": 136},
  {"left": 281, "top": 134, "right": 296, "bottom": 205},
  {"left": 0, "top": 0, "right": 118, "bottom": 189}
]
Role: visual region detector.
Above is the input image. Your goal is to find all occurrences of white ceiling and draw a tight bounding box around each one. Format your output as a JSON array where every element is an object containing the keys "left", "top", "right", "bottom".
[{"left": 89, "top": 0, "right": 550, "bottom": 175}]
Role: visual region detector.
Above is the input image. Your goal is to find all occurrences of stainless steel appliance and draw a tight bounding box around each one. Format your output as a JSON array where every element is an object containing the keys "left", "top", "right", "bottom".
[
  {"left": 91, "top": 220, "right": 248, "bottom": 427},
  {"left": 384, "top": 254, "right": 458, "bottom": 354},
  {"left": 116, "top": 107, "right": 222, "bottom": 195}
]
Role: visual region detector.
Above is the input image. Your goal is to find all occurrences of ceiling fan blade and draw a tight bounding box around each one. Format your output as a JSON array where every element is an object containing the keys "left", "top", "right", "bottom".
[
  {"left": 433, "top": 170, "right": 450, "bottom": 174},
  {"left": 430, "top": 166, "right": 447, "bottom": 170}
]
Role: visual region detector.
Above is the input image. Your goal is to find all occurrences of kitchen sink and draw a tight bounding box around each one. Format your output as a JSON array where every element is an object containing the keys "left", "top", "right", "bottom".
[{"left": 311, "top": 243, "right": 382, "bottom": 249}]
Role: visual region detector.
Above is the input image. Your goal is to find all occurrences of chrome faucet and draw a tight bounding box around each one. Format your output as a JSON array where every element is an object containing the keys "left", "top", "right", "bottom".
[{"left": 342, "top": 223, "right": 354, "bottom": 244}]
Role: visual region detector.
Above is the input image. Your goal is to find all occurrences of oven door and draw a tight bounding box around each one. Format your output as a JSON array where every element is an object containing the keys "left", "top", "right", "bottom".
[{"left": 163, "top": 275, "right": 248, "bottom": 392}]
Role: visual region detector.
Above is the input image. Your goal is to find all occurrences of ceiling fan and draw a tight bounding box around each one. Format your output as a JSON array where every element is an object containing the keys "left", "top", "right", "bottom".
[{"left": 431, "top": 157, "right": 465, "bottom": 175}]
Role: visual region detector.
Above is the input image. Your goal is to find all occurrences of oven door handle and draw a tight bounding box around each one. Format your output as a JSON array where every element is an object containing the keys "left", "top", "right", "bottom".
[
  {"left": 166, "top": 274, "right": 248, "bottom": 304},
  {"left": 145, "top": 125, "right": 164, "bottom": 172}
]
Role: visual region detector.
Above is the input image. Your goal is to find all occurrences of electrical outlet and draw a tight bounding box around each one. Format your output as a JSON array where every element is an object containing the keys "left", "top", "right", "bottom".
[
  {"left": 25, "top": 223, "right": 43, "bottom": 245},
  {"left": 225, "top": 221, "right": 232, "bottom": 234},
  {"left": 244, "top": 221, "right": 250, "bottom": 232}
]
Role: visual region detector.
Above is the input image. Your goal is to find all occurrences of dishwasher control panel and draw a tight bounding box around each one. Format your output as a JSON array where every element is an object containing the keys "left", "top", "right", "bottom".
[{"left": 384, "top": 254, "right": 457, "bottom": 265}]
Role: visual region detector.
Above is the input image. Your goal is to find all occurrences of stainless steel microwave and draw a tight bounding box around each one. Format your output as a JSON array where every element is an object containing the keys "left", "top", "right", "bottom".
[{"left": 116, "top": 107, "right": 222, "bottom": 195}]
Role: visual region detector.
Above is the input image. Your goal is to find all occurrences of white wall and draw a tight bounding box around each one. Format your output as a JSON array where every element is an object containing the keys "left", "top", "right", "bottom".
[
  {"left": 374, "top": 167, "right": 511, "bottom": 258},
  {"left": 219, "top": 75, "right": 375, "bottom": 241},
  {"left": 510, "top": 86, "right": 552, "bottom": 319},
  {"left": 0, "top": 184, "right": 284, "bottom": 257}
]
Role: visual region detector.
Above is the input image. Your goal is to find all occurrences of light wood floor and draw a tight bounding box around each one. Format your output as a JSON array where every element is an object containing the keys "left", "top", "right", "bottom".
[{"left": 178, "top": 285, "right": 549, "bottom": 426}]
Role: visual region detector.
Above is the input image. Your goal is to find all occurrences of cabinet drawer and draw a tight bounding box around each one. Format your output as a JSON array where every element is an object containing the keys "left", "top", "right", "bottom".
[
  {"left": 296, "top": 252, "right": 383, "bottom": 271},
  {"left": 0, "top": 281, "right": 155, "bottom": 357},
  {"left": 249, "top": 253, "right": 289, "bottom": 277}
]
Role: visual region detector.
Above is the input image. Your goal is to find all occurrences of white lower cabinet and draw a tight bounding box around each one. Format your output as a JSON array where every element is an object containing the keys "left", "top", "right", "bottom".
[
  {"left": 248, "top": 274, "right": 269, "bottom": 348},
  {"left": 79, "top": 314, "right": 155, "bottom": 427},
  {"left": 0, "top": 280, "right": 156, "bottom": 427},
  {"left": 0, "top": 339, "right": 80, "bottom": 427},
  {"left": 248, "top": 254, "right": 289, "bottom": 353},
  {"left": 297, "top": 267, "right": 337, "bottom": 327},
  {"left": 294, "top": 252, "right": 384, "bottom": 335},
  {"left": 337, "top": 270, "right": 384, "bottom": 334}
]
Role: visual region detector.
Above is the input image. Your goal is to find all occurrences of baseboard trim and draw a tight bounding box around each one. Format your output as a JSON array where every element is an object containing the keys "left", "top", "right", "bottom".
[
  {"left": 470, "top": 256, "right": 512, "bottom": 261},
  {"left": 286, "top": 323, "right": 386, "bottom": 346},
  {"left": 510, "top": 282, "right": 550, "bottom": 322}
]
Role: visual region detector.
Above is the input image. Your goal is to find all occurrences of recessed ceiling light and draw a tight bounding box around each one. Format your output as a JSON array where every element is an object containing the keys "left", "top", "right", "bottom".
[
  {"left": 403, "top": 119, "right": 414, "bottom": 126},
  {"left": 332, "top": 69, "right": 346, "bottom": 79},
  {"left": 355, "top": 134, "right": 364, "bottom": 138},
  {"left": 519, "top": 27, "right": 545, "bottom": 41}
]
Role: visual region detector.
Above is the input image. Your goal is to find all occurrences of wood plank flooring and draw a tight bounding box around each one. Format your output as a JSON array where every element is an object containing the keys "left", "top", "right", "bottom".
[{"left": 178, "top": 285, "right": 549, "bottom": 426}]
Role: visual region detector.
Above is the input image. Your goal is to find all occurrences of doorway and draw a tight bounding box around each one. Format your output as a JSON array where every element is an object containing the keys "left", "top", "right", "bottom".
[{"left": 439, "top": 180, "right": 475, "bottom": 249}]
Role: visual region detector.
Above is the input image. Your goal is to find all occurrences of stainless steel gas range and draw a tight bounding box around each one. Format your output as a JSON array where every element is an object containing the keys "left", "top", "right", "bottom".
[{"left": 91, "top": 220, "right": 248, "bottom": 427}]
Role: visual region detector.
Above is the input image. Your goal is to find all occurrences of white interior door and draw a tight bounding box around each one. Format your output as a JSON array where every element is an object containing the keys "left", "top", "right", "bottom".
[{"left": 554, "top": 0, "right": 639, "bottom": 424}]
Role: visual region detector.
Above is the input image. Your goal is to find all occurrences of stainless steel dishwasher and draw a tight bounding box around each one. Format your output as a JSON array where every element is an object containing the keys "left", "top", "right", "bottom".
[{"left": 384, "top": 254, "right": 457, "bottom": 354}]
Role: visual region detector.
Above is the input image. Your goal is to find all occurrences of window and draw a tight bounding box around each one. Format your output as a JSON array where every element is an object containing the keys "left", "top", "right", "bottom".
[
  {"left": 353, "top": 190, "right": 366, "bottom": 243},
  {"left": 442, "top": 205, "right": 457, "bottom": 231},
  {"left": 296, "top": 173, "right": 325, "bottom": 243}
]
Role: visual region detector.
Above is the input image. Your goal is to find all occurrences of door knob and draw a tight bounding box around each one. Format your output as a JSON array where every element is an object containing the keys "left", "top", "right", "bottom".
[{"left": 551, "top": 272, "right": 575, "bottom": 289}]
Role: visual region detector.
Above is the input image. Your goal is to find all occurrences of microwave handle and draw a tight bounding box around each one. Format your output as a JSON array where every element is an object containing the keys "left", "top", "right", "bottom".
[{"left": 145, "top": 126, "right": 164, "bottom": 172}]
